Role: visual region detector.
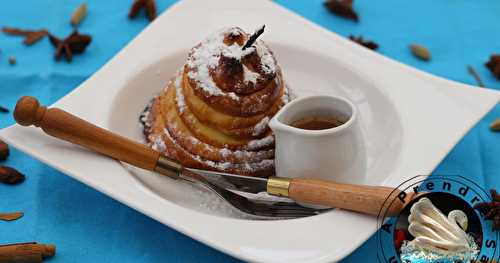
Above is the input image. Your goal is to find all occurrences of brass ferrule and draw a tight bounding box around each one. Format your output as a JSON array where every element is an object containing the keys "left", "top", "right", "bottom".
[
  {"left": 267, "top": 177, "right": 291, "bottom": 197},
  {"left": 154, "top": 155, "right": 183, "bottom": 179}
]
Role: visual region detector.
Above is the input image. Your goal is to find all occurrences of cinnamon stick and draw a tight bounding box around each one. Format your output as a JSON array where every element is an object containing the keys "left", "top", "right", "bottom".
[
  {"left": 0, "top": 243, "right": 55, "bottom": 263},
  {"left": 0, "top": 212, "right": 23, "bottom": 221}
]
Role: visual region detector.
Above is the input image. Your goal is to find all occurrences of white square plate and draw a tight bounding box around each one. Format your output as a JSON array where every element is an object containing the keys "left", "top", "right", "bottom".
[{"left": 1, "top": 0, "right": 499, "bottom": 262}]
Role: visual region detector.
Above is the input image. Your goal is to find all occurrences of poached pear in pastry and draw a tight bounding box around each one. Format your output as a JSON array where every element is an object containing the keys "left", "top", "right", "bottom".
[{"left": 142, "top": 27, "right": 291, "bottom": 177}]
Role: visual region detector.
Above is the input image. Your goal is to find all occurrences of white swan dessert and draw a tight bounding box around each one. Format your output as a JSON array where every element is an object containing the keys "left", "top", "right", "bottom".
[
  {"left": 141, "top": 26, "right": 291, "bottom": 177},
  {"left": 400, "top": 198, "right": 479, "bottom": 263}
]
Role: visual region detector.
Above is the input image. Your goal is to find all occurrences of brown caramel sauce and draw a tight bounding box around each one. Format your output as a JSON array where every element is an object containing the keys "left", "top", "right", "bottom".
[{"left": 290, "top": 116, "right": 345, "bottom": 130}]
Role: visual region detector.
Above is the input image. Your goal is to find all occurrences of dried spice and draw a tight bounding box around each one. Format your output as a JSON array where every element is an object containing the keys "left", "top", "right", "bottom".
[
  {"left": 485, "top": 55, "right": 500, "bottom": 80},
  {"left": 348, "top": 35, "right": 378, "bottom": 50},
  {"left": 491, "top": 118, "right": 500, "bottom": 132},
  {"left": 474, "top": 189, "right": 500, "bottom": 230},
  {"left": 467, "top": 65, "right": 485, "bottom": 87},
  {"left": 242, "top": 25, "right": 265, "bottom": 50},
  {"left": 410, "top": 44, "right": 431, "bottom": 61},
  {"left": 0, "top": 242, "right": 55, "bottom": 263},
  {"left": 8, "top": 56, "right": 16, "bottom": 65},
  {"left": 70, "top": 3, "right": 88, "bottom": 26},
  {"left": 2, "top": 27, "right": 48, "bottom": 46},
  {"left": 324, "top": 0, "right": 358, "bottom": 22},
  {"left": 49, "top": 30, "right": 92, "bottom": 62},
  {"left": 0, "top": 212, "right": 23, "bottom": 221},
  {"left": 0, "top": 139, "right": 9, "bottom": 161},
  {"left": 49, "top": 34, "right": 71, "bottom": 61},
  {"left": 128, "top": 0, "right": 157, "bottom": 21},
  {"left": 0, "top": 166, "right": 25, "bottom": 185},
  {"left": 0, "top": 106, "right": 8, "bottom": 113}
]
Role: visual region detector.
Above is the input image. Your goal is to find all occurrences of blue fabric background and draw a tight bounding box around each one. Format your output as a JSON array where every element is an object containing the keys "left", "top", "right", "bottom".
[{"left": 0, "top": 0, "right": 498, "bottom": 262}]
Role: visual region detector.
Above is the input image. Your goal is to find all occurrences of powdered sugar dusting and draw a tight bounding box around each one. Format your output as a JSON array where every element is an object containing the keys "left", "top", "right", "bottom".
[
  {"left": 173, "top": 76, "right": 276, "bottom": 151},
  {"left": 219, "top": 148, "right": 232, "bottom": 158},
  {"left": 227, "top": 92, "right": 240, "bottom": 101},
  {"left": 248, "top": 136, "right": 274, "bottom": 150},
  {"left": 174, "top": 75, "right": 186, "bottom": 113},
  {"left": 255, "top": 41, "right": 277, "bottom": 74},
  {"left": 139, "top": 97, "right": 156, "bottom": 130},
  {"left": 252, "top": 117, "right": 269, "bottom": 136},
  {"left": 187, "top": 27, "right": 277, "bottom": 101},
  {"left": 164, "top": 86, "right": 274, "bottom": 160},
  {"left": 193, "top": 155, "right": 234, "bottom": 171},
  {"left": 187, "top": 28, "right": 241, "bottom": 101},
  {"left": 139, "top": 107, "right": 150, "bottom": 128},
  {"left": 161, "top": 126, "right": 274, "bottom": 172},
  {"left": 243, "top": 64, "right": 259, "bottom": 84},
  {"left": 282, "top": 84, "right": 293, "bottom": 104},
  {"left": 150, "top": 135, "right": 166, "bottom": 152}
]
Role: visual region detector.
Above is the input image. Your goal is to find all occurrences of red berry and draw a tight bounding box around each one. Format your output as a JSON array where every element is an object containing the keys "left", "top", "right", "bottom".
[{"left": 394, "top": 229, "right": 407, "bottom": 251}]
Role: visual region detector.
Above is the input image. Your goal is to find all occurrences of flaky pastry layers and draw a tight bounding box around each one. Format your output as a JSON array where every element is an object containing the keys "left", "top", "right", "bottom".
[{"left": 142, "top": 27, "right": 291, "bottom": 177}]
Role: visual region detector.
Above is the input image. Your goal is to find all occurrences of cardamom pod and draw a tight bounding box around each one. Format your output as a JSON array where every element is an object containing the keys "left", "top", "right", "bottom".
[
  {"left": 0, "top": 139, "right": 9, "bottom": 161},
  {"left": 410, "top": 44, "right": 431, "bottom": 61},
  {"left": 491, "top": 118, "right": 500, "bottom": 132},
  {"left": 70, "top": 3, "right": 88, "bottom": 26}
]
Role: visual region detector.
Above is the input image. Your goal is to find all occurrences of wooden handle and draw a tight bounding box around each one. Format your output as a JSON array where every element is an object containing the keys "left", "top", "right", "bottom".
[
  {"left": 289, "top": 178, "right": 409, "bottom": 216},
  {"left": 13, "top": 96, "right": 160, "bottom": 170}
]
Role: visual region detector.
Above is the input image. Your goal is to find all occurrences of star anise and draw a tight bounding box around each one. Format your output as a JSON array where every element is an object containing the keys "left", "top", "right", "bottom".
[
  {"left": 324, "top": 0, "right": 358, "bottom": 22},
  {"left": 2, "top": 27, "right": 48, "bottom": 46},
  {"left": 474, "top": 189, "right": 500, "bottom": 231},
  {"left": 128, "top": 0, "right": 157, "bottom": 21},
  {"left": 49, "top": 31, "right": 92, "bottom": 62},
  {"left": 348, "top": 35, "right": 378, "bottom": 50},
  {"left": 485, "top": 55, "right": 500, "bottom": 80}
]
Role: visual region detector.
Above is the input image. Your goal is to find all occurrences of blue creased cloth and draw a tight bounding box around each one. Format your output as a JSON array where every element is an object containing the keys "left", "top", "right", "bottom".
[{"left": 0, "top": 0, "right": 499, "bottom": 262}]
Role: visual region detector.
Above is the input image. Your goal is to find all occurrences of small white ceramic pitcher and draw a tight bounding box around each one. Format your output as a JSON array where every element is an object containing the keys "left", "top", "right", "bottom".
[{"left": 269, "top": 95, "right": 367, "bottom": 185}]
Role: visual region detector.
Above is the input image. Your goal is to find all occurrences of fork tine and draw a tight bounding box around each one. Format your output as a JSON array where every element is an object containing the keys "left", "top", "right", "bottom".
[
  {"left": 252, "top": 203, "right": 320, "bottom": 213},
  {"left": 253, "top": 202, "right": 329, "bottom": 214},
  {"left": 256, "top": 209, "right": 323, "bottom": 217},
  {"left": 187, "top": 177, "right": 327, "bottom": 219},
  {"left": 250, "top": 208, "right": 314, "bottom": 217},
  {"left": 250, "top": 203, "right": 324, "bottom": 216},
  {"left": 233, "top": 193, "right": 321, "bottom": 210},
  {"left": 225, "top": 192, "right": 324, "bottom": 218},
  {"left": 267, "top": 201, "right": 327, "bottom": 211},
  {"left": 222, "top": 193, "right": 322, "bottom": 218},
  {"left": 252, "top": 209, "right": 319, "bottom": 218}
]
